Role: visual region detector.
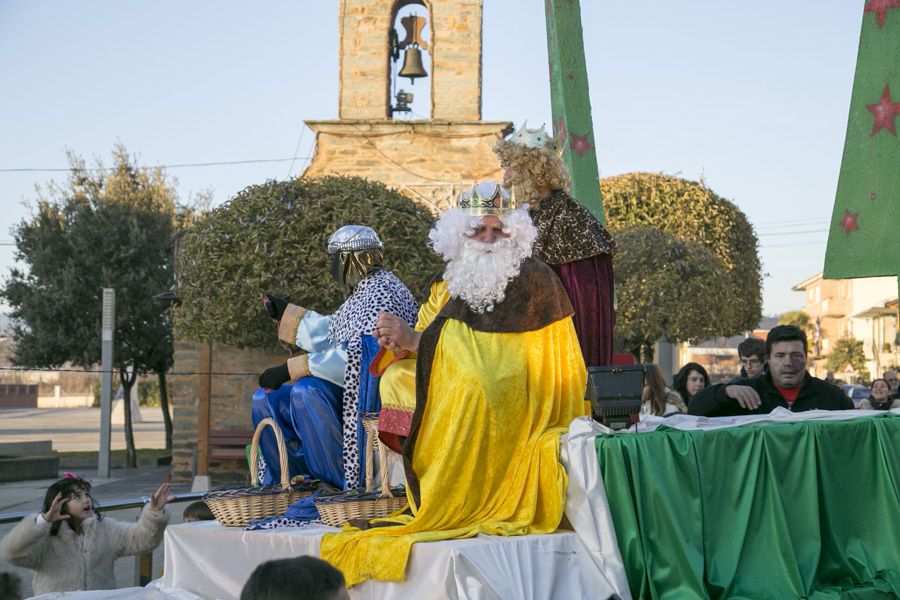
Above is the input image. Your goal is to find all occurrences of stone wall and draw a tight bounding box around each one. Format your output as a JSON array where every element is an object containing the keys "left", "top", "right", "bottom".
[
  {"left": 303, "top": 119, "right": 511, "bottom": 212},
  {"left": 338, "top": 0, "right": 483, "bottom": 121},
  {"left": 430, "top": 0, "right": 482, "bottom": 121},
  {"left": 170, "top": 340, "right": 285, "bottom": 483}
]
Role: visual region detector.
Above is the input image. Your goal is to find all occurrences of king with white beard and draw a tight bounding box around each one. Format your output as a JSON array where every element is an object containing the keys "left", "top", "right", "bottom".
[
  {"left": 430, "top": 195, "right": 538, "bottom": 314},
  {"left": 321, "top": 183, "right": 588, "bottom": 586}
]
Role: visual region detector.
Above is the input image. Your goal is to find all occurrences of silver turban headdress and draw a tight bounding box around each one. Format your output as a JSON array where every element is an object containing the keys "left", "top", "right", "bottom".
[{"left": 327, "top": 225, "right": 384, "bottom": 289}]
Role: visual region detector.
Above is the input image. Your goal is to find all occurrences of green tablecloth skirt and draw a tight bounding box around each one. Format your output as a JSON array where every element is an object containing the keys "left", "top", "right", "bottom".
[{"left": 595, "top": 414, "right": 900, "bottom": 599}]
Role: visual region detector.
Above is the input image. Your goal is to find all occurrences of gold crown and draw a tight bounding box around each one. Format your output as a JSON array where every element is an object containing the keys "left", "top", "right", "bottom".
[{"left": 458, "top": 182, "right": 516, "bottom": 215}]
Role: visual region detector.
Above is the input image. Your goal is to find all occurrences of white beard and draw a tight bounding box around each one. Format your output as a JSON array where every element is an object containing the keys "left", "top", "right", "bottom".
[{"left": 444, "top": 237, "right": 525, "bottom": 313}]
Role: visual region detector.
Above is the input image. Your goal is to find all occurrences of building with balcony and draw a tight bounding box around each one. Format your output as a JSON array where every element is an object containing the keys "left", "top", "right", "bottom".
[{"left": 792, "top": 273, "right": 898, "bottom": 381}]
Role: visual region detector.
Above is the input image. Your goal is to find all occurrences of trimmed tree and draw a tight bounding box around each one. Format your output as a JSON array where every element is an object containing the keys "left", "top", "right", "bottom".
[
  {"left": 613, "top": 226, "right": 726, "bottom": 361},
  {"left": 2, "top": 146, "right": 182, "bottom": 465},
  {"left": 174, "top": 176, "right": 444, "bottom": 348},
  {"left": 602, "top": 172, "right": 762, "bottom": 338},
  {"left": 779, "top": 310, "right": 815, "bottom": 338},
  {"left": 826, "top": 337, "right": 870, "bottom": 382}
]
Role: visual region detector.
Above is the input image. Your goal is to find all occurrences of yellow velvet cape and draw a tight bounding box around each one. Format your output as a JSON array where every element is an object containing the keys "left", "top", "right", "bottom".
[
  {"left": 320, "top": 265, "right": 587, "bottom": 586},
  {"left": 373, "top": 281, "right": 450, "bottom": 441}
]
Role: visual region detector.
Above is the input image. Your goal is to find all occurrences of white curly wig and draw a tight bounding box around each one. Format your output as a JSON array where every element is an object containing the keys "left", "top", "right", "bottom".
[{"left": 428, "top": 206, "right": 538, "bottom": 313}]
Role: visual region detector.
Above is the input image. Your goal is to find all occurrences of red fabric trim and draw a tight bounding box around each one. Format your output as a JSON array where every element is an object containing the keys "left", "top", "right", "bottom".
[
  {"left": 378, "top": 406, "right": 414, "bottom": 436},
  {"left": 368, "top": 346, "right": 410, "bottom": 377},
  {"left": 379, "top": 432, "right": 403, "bottom": 454}
]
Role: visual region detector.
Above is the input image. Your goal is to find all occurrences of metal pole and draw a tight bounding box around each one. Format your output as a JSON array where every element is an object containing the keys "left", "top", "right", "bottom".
[{"left": 98, "top": 288, "right": 115, "bottom": 479}]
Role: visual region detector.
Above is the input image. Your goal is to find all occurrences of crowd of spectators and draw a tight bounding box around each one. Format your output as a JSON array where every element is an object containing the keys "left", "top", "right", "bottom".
[{"left": 650, "top": 325, "right": 900, "bottom": 415}]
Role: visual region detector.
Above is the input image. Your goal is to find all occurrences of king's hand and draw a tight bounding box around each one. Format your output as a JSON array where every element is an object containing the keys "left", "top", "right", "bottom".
[{"left": 374, "top": 312, "right": 420, "bottom": 353}]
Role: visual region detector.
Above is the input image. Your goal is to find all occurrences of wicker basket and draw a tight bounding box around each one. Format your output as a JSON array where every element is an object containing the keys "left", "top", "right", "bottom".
[
  {"left": 315, "top": 487, "right": 408, "bottom": 527},
  {"left": 203, "top": 417, "right": 316, "bottom": 527},
  {"left": 314, "top": 417, "right": 407, "bottom": 527}
]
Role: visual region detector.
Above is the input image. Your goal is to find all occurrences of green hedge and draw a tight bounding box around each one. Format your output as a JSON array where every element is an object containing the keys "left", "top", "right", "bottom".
[
  {"left": 174, "top": 176, "right": 443, "bottom": 349},
  {"left": 602, "top": 172, "right": 762, "bottom": 337}
]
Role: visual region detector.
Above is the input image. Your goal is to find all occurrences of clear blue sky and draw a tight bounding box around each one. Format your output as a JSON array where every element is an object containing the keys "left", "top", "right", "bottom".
[{"left": 0, "top": 1, "right": 865, "bottom": 316}]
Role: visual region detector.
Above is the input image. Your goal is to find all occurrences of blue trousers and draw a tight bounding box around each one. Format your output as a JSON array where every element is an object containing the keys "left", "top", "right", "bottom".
[{"left": 251, "top": 377, "right": 345, "bottom": 489}]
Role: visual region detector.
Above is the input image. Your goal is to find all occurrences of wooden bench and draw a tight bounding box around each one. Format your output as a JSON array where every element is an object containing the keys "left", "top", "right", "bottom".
[
  {"left": 209, "top": 429, "right": 253, "bottom": 462},
  {"left": 194, "top": 428, "right": 254, "bottom": 478}
]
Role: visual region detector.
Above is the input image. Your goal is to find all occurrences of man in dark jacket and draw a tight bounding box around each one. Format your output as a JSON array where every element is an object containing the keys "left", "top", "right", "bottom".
[{"left": 690, "top": 325, "right": 853, "bottom": 416}]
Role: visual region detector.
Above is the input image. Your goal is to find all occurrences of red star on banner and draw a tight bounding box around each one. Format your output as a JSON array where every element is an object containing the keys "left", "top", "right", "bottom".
[
  {"left": 569, "top": 131, "right": 594, "bottom": 157},
  {"left": 554, "top": 117, "right": 567, "bottom": 145},
  {"left": 839, "top": 210, "right": 859, "bottom": 235},
  {"left": 864, "top": 0, "right": 900, "bottom": 27},
  {"left": 866, "top": 85, "right": 900, "bottom": 136}
]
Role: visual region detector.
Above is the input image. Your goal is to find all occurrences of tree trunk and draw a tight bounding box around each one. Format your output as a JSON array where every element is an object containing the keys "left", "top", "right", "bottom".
[
  {"left": 119, "top": 366, "right": 138, "bottom": 469},
  {"left": 642, "top": 342, "right": 655, "bottom": 364},
  {"left": 628, "top": 344, "right": 643, "bottom": 365},
  {"left": 157, "top": 370, "right": 172, "bottom": 451},
  {"left": 630, "top": 342, "right": 654, "bottom": 364}
]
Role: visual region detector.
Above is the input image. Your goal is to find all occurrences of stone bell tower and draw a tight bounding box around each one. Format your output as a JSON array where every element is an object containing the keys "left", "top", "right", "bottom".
[{"left": 303, "top": 0, "right": 511, "bottom": 212}]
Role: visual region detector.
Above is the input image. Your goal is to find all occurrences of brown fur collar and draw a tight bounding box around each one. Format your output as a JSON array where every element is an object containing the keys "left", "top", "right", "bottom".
[{"left": 436, "top": 257, "right": 573, "bottom": 333}]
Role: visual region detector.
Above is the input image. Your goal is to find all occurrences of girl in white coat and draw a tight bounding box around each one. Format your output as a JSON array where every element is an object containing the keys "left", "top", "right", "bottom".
[{"left": 0, "top": 474, "right": 171, "bottom": 596}]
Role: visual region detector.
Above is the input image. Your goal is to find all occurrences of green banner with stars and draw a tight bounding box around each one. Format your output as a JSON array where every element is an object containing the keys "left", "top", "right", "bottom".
[
  {"left": 824, "top": 1, "right": 900, "bottom": 282},
  {"left": 545, "top": 0, "right": 606, "bottom": 224}
]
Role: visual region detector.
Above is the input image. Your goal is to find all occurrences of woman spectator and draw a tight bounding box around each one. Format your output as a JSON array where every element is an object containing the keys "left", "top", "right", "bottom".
[
  {"left": 672, "top": 362, "right": 710, "bottom": 407},
  {"left": 857, "top": 378, "right": 900, "bottom": 410},
  {"left": 642, "top": 364, "right": 687, "bottom": 416}
]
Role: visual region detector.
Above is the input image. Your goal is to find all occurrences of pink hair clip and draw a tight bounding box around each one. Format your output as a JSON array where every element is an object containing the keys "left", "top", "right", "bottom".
[{"left": 63, "top": 472, "right": 81, "bottom": 479}]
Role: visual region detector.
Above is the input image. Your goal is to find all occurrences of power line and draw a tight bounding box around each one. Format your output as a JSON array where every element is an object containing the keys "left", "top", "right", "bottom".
[
  {"left": 0, "top": 157, "right": 313, "bottom": 174},
  {"left": 754, "top": 219, "right": 829, "bottom": 231},
  {"left": 757, "top": 228, "right": 829, "bottom": 237},
  {"left": 285, "top": 126, "right": 307, "bottom": 179},
  {"left": 761, "top": 239, "right": 827, "bottom": 249},
  {"left": 753, "top": 216, "right": 831, "bottom": 227}
]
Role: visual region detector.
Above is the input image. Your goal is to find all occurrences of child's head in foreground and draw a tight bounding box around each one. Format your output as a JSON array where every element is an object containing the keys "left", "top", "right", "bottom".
[{"left": 240, "top": 556, "right": 350, "bottom": 600}]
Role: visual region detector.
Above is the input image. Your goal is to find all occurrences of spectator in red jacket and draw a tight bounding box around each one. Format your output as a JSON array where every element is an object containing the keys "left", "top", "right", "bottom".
[{"left": 689, "top": 325, "right": 853, "bottom": 416}]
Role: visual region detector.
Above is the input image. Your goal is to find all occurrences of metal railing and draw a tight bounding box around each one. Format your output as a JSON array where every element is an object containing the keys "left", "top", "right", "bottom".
[{"left": 0, "top": 492, "right": 206, "bottom": 586}]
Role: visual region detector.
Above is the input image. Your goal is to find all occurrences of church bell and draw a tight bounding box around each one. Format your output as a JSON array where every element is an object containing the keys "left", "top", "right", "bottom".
[{"left": 399, "top": 46, "right": 427, "bottom": 83}]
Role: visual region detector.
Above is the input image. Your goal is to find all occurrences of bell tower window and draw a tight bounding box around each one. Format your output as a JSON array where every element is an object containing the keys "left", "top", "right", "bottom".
[{"left": 389, "top": 1, "right": 431, "bottom": 119}]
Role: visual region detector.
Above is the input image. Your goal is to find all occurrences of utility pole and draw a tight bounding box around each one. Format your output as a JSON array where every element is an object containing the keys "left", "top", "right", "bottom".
[
  {"left": 98, "top": 288, "right": 115, "bottom": 479},
  {"left": 545, "top": 0, "right": 606, "bottom": 223}
]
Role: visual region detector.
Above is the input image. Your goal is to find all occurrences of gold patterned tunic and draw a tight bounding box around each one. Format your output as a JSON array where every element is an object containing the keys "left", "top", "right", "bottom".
[{"left": 529, "top": 189, "right": 617, "bottom": 264}]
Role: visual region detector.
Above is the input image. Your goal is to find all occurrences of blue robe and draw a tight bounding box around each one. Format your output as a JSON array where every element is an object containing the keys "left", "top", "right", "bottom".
[{"left": 252, "top": 270, "right": 417, "bottom": 490}]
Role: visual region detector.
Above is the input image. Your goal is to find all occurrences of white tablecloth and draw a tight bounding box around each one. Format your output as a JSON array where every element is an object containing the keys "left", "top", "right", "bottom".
[
  {"left": 160, "top": 521, "right": 618, "bottom": 600},
  {"left": 31, "top": 587, "right": 201, "bottom": 600}
]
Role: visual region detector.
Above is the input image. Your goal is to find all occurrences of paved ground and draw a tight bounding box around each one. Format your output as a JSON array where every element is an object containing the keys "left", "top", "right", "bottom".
[
  {"left": 0, "top": 407, "right": 191, "bottom": 598},
  {"left": 0, "top": 406, "right": 168, "bottom": 452}
]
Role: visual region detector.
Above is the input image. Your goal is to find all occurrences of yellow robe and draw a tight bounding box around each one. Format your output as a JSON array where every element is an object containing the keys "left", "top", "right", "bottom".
[
  {"left": 375, "top": 280, "right": 450, "bottom": 438},
  {"left": 320, "top": 274, "right": 587, "bottom": 586}
]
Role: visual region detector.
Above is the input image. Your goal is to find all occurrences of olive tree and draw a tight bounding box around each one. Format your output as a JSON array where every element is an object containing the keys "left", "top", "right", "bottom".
[{"left": 3, "top": 146, "right": 182, "bottom": 465}]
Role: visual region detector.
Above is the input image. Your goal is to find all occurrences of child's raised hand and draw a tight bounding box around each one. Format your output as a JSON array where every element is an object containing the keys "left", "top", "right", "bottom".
[
  {"left": 42, "top": 492, "right": 70, "bottom": 523},
  {"left": 148, "top": 482, "right": 173, "bottom": 512}
]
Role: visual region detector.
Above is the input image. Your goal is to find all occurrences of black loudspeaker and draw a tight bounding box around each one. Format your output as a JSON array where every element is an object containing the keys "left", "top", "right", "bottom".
[{"left": 587, "top": 365, "right": 645, "bottom": 430}]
